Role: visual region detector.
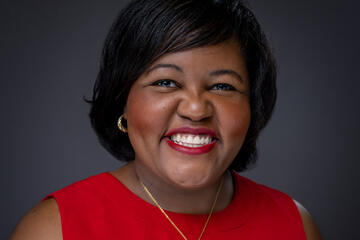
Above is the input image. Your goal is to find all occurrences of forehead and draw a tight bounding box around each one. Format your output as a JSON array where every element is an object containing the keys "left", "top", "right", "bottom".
[{"left": 145, "top": 39, "right": 248, "bottom": 78}]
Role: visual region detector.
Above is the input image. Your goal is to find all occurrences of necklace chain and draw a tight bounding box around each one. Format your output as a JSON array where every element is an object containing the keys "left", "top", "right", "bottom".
[{"left": 140, "top": 177, "right": 224, "bottom": 240}]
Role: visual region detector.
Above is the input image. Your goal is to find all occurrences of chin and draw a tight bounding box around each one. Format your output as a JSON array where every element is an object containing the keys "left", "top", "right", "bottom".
[{"left": 163, "top": 164, "right": 215, "bottom": 190}]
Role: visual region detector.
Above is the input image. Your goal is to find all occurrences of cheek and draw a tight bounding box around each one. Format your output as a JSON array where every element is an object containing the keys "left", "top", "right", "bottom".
[
  {"left": 125, "top": 89, "right": 176, "bottom": 142},
  {"left": 217, "top": 97, "right": 251, "bottom": 144}
]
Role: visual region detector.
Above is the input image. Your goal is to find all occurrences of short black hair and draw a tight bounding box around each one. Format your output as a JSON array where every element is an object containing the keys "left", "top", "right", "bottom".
[{"left": 88, "top": 0, "right": 277, "bottom": 172}]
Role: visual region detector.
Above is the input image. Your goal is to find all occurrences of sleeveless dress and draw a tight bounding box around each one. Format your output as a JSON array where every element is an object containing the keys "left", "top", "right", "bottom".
[{"left": 44, "top": 172, "right": 306, "bottom": 239}]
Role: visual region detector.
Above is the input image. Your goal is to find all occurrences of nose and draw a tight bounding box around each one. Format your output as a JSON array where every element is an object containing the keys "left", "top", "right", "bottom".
[{"left": 176, "top": 90, "right": 213, "bottom": 122}]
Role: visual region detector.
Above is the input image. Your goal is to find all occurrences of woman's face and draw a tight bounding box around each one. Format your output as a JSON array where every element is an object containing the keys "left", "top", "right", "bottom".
[{"left": 125, "top": 39, "right": 250, "bottom": 189}]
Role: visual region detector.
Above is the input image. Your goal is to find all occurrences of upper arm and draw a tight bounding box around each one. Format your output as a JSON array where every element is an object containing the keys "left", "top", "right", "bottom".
[
  {"left": 294, "top": 200, "right": 322, "bottom": 240},
  {"left": 10, "top": 198, "right": 63, "bottom": 240}
]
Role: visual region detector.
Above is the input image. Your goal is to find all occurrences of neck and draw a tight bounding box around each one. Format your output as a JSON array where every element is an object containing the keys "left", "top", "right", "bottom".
[{"left": 129, "top": 161, "right": 234, "bottom": 214}]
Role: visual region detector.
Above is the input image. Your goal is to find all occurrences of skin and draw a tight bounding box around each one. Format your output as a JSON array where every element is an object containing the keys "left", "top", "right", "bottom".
[
  {"left": 121, "top": 39, "right": 251, "bottom": 213},
  {"left": 10, "top": 39, "right": 322, "bottom": 239}
]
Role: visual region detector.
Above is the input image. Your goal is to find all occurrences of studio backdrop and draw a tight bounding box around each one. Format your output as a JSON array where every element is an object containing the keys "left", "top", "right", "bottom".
[{"left": 1, "top": 0, "right": 359, "bottom": 239}]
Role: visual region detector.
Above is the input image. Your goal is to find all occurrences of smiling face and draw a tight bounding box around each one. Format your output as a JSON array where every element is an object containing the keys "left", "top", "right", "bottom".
[{"left": 124, "top": 39, "right": 251, "bottom": 189}]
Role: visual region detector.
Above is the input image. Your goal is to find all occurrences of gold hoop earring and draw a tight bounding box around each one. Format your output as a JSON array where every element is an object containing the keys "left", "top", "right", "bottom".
[{"left": 117, "top": 114, "right": 128, "bottom": 133}]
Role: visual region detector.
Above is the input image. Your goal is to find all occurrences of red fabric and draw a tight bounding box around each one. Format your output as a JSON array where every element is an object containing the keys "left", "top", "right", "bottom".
[{"left": 44, "top": 172, "right": 306, "bottom": 239}]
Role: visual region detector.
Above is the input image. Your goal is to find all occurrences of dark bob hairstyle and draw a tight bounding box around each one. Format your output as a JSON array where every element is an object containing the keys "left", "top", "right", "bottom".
[{"left": 89, "top": 0, "right": 277, "bottom": 172}]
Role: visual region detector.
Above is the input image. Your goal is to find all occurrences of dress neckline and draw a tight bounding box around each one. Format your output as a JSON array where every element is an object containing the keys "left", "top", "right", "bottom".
[{"left": 102, "top": 171, "right": 256, "bottom": 231}]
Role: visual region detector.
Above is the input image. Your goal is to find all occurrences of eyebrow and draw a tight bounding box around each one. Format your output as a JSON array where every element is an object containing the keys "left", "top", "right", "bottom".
[
  {"left": 209, "top": 69, "right": 244, "bottom": 83},
  {"left": 146, "top": 64, "right": 183, "bottom": 75},
  {"left": 146, "top": 64, "right": 244, "bottom": 83}
]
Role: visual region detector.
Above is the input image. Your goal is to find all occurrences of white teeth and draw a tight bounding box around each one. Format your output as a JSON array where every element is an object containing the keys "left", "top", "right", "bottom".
[{"left": 170, "top": 134, "right": 213, "bottom": 147}]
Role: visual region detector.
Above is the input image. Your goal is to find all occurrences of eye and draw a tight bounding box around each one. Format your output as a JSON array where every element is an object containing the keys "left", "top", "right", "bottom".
[
  {"left": 151, "top": 79, "right": 178, "bottom": 88},
  {"left": 211, "top": 83, "right": 236, "bottom": 91}
]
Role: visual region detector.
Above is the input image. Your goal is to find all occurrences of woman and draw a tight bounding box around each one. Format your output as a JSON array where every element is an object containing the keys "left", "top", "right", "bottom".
[{"left": 11, "top": 0, "right": 322, "bottom": 239}]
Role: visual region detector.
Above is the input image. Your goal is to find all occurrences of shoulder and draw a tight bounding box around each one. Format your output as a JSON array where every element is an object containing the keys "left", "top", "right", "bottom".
[
  {"left": 233, "top": 174, "right": 302, "bottom": 221},
  {"left": 48, "top": 172, "right": 113, "bottom": 202},
  {"left": 234, "top": 173, "right": 294, "bottom": 205},
  {"left": 10, "top": 198, "right": 62, "bottom": 240},
  {"left": 10, "top": 172, "right": 110, "bottom": 240},
  {"left": 234, "top": 173, "right": 322, "bottom": 239},
  {"left": 294, "top": 200, "right": 323, "bottom": 240}
]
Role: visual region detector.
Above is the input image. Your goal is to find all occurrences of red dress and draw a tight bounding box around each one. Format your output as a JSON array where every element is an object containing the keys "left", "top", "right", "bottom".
[{"left": 45, "top": 172, "right": 306, "bottom": 239}]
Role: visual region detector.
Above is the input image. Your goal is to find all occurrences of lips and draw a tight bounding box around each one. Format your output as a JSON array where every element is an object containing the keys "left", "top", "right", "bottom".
[{"left": 164, "top": 127, "right": 218, "bottom": 155}]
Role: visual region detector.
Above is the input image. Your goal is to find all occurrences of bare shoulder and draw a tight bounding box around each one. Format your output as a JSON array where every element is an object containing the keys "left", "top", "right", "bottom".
[
  {"left": 294, "top": 200, "right": 322, "bottom": 240},
  {"left": 10, "top": 198, "right": 62, "bottom": 240}
]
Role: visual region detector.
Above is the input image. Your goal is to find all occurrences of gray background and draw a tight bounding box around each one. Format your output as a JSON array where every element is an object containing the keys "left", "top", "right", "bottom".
[{"left": 1, "top": 0, "right": 359, "bottom": 239}]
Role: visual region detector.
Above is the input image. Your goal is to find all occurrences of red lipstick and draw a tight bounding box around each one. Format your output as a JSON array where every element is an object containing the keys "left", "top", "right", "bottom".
[
  {"left": 165, "top": 127, "right": 218, "bottom": 155},
  {"left": 165, "top": 127, "right": 218, "bottom": 138}
]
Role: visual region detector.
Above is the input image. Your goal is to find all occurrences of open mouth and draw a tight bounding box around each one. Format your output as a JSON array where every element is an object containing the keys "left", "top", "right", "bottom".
[
  {"left": 168, "top": 133, "right": 215, "bottom": 148},
  {"left": 164, "top": 128, "right": 218, "bottom": 155}
]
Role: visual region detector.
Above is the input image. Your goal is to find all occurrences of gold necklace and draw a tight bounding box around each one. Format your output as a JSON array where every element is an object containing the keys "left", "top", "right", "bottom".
[{"left": 140, "top": 177, "right": 224, "bottom": 240}]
